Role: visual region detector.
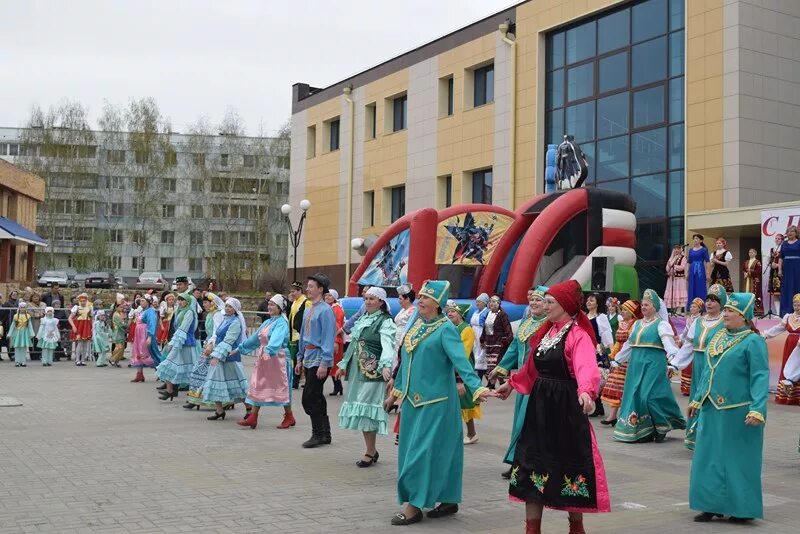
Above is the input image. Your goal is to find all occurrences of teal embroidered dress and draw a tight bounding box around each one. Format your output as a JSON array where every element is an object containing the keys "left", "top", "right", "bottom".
[
  {"left": 495, "top": 313, "right": 546, "bottom": 464},
  {"left": 689, "top": 328, "right": 768, "bottom": 519},
  {"left": 337, "top": 310, "right": 397, "bottom": 434},
  {"left": 613, "top": 318, "right": 686, "bottom": 442},
  {"left": 391, "top": 316, "right": 488, "bottom": 509}
]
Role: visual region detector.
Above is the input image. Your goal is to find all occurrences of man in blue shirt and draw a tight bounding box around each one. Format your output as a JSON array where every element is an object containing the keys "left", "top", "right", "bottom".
[{"left": 295, "top": 272, "right": 336, "bottom": 448}]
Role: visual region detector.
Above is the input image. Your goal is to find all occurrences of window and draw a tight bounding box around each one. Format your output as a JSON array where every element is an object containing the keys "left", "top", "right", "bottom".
[
  {"left": 597, "top": 93, "right": 629, "bottom": 138},
  {"left": 365, "top": 103, "right": 377, "bottom": 139},
  {"left": 160, "top": 257, "right": 174, "bottom": 271},
  {"left": 439, "top": 76, "right": 454, "bottom": 117},
  {"left": 599, "top": 52, "right": 627, "bottom": 93},
  {"left": 274, "top": 234, "right": 288, "bottom": 248},
  {"left": 392, "top": 95, "right": 408, "bottom": 132},
  {"left": 130, "top": 230, "right": 143, "bottom": 245},
  {"left": 110, "top": 203, "right": 124, "bottom": 217},
  {"left": 8, "top": 143, "right": 19, "bottom": 156},
  {"left": 74, "top": 200, "right": 95, "bottom": 215},
  {"left": 633, "top": 86, "right": 665, "bottom": 128},
  {"left": 101, "top": 256, "right": 122, "bottom": 270},
  {"left": 243, "top": 154, "right": 256, "bottom": 168},
  {"left": 363, "top": 191, "right": 375, "bottom": 228},
  {"left": 131, "top": 256, "right": 141, "bottom": 270},
  {"left": 135, "top": 150, "right": 149, "bottom": 164},
  {"left": 74, "top": 227, "right": 93, "bottom": 242},
  {"left": 164, "top": 149, "right": 177, "bottom": 166},
  {"left": 162, "top": 204, "right": 175, "bottom": 218},
  {"left": 109, "top": 176, "right": 126, "bottom": 190},
  {"left": 134, "top": 177, "right": 148, "bottom": 191},
  {"left": 306, "top": 126, "right": 316, "bottom": 158},
  {"left": 211, "top": 231, "right": 225, "bottom": 245},
  {"left": 191, "top": 205, "right": 204, "bottom": 218},
  {"left": 473, "top": 64, "right": 494, "bottom": 107},
  {"left": 632, "top": 37, "right": 667, "bottom": 87},
  {"left": 107, "top": 149, "right": 125, "bottom": 164},
  {"left": 109, "top": 229, "right": 123, "bottom": 243},
  {"left": 632, "top": 0, "right": 667, "bottom": 43},
  {"left": 190, "top": 232, "right": 203, "bottom": 245},
  {"left": 390, "top": 186, "right": 405, "bottom": 223},
  {"left": 276, "top": 181, "right": 289, "bottom": 196},
  {"left": 162, "top": 178, "right": 176, "bottom": 192},
  {"left": 438, "top": 175, "right": 453, "bottom": 208},
  {"left": 161, "top": 230, "right": 174, "bottom": 244},
  {"left": 567, "top": 63, "right": 593, "bottom": 102},
  {"left": 327, "top": 118, "right": 340, "bottom": 152},
  {"left": 191, "top": 179, "right": 204, "bottom": 192},
  {"left": 220, "top": 153, "right": 229, "bottom": 167},
  {"left": 189, "top": 258, "right": 203, "bottom": 271},
  {"left": 472, "top": 169, "right": 493, "bottom": 204},
  {"left": 598, "top": 9, "right": 630, "bottom": 54},
  {"left": 192, "top": 153, "right": 205, "bottom": 166}
]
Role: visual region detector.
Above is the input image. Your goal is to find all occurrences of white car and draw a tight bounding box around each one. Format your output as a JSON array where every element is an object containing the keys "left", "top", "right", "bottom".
[
  {"left": 171, "top": 277, "right": 194, "bottom": 291},
  {"left": 37, "top": 270, "right": 69, "bottom": 287},
  {"left": 135, "top": 271, "right": 168, "bottom": 291}
]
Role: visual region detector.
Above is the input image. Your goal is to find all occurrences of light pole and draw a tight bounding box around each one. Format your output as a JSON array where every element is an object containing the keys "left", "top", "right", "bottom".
[{"left": 281, "top": 199, "right": 311, "bottom": 282}]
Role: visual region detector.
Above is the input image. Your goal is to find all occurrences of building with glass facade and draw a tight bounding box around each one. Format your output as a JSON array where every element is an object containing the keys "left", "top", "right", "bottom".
[{"left": 290, "top": 0, "right": 800, "bottom": 292}]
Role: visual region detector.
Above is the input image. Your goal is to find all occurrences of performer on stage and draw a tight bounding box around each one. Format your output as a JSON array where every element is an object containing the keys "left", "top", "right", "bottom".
[
  {"left": 742, "top": 247, "right": 764, "bottom": 316},
  {"left": 612, "top": 290, "right": 686, "bottom": 443},
  {"left": 599, "top": 300, "right": 642, "bottom": 427},
  {"left": 496, "top": 279, "right": 610, "bottom": 534},
  {"left": 665, "top": 245, "right": 687, "bottom": 312},
  {"left": 710, "top": 237, "right": 734, "bottom": 292},
  {"left": 779, "top": 226, "right": 800, "bottom": 316},
  {"left": 670, "top": 285, "right": 727, "bottom": 449},
  {"left": 688, "top": 292, "right": 768, "bottom": 523},
  {"left": 490, "top": 285, "right": 547, "bottom": 478},
  {"left": 768, "top": 234, "right": 783, "bottom": 316},
  {"left": 762, "top": 293, "right": 800, "bottom": 405},
  {"left": 687, "top": 234, "right": 710, "bottom": 308}
]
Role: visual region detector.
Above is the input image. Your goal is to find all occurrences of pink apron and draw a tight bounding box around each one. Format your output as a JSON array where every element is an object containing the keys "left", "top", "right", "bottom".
[{"left": 247, "top": 323, "right": 290, "bottom": 405}]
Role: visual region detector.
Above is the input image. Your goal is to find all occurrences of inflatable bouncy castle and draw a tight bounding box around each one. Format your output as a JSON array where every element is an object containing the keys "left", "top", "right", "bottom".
[{"left": 346, "top": 188, "right": 639, "bottom": 320}]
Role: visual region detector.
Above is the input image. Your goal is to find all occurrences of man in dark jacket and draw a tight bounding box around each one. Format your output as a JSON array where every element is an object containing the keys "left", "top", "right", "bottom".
[{"left": 256, "top": 291, "right": 273, "bottom": 322}]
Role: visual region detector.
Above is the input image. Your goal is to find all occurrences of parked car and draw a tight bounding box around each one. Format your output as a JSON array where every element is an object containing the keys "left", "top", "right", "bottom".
[
  {"left": 69, "top": 273, "right": 89, "bottom": 289},
  {"left": 170, "top": 277, "right": 194, "bottom": 291},
  {"left": 114, "top": 277, "right": 127, "bottom": 289},
  {"left": 84, "top": 272, "right": 116, "bottom": 289},
  {"left": 37, "top": 270, "right": 69, "bottom": 287},
  {"left": 135, "top": 271, "right": 168, "bottom": 291}
]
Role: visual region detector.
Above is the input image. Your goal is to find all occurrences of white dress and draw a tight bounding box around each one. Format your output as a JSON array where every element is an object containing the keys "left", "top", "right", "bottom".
[{"left": 470, "top": 309, "right": 487, "bottom": 371}]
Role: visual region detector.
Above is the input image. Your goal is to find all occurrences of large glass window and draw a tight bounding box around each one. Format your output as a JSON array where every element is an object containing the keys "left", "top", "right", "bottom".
[
  {"left": 545, "top": 0, "right": 685, "bottom": 285},
  {"left": 472, "top": 169, "right": 493, "bottom": 204}
]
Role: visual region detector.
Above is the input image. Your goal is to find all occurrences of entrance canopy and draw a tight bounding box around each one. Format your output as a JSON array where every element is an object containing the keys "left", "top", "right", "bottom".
[{"left": 0, "top": 216, "right": 47, "bottom": 246}]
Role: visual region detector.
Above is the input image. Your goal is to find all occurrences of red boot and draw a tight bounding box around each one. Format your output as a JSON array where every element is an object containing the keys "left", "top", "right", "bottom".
[
  {"left": 525, "top": 518, "right": 541, "bottom": 534},
  {"left": 568, "top": 518, "right": 586, "bottom": 534},
  {"left": 276, "top": 411, "right": 296, "bottom": 429},
  {"left": 237, "top": 412, "right": 258, "bottom": 429},
  {"left": 130, "top": 369, "right": 145, "bottom": 383}
]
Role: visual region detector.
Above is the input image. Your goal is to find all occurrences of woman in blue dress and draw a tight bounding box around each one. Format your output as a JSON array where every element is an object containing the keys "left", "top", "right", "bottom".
[
  {"left": 687, "top": 234, "right": 710, "bottom": 308},
  {"left": 779, "top": 225, "right": 800, "bottom": 316}
]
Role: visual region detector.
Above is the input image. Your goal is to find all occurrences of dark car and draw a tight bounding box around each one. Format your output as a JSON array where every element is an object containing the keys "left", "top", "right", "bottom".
[
  {"left": 84, "top": 271, "right": 116, "bottom": 289},
  {"left": 69, "top": 273, "right": 89, "bottom": 289}
]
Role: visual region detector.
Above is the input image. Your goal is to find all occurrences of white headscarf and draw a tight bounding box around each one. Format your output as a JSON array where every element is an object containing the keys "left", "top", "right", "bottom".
[
  {"left": 327, "top": 289, "right": 339, "bottom": 301},
  {"left": 224, "top": 297, "right": 248, "bottom": 344},
  {"left": 365, "top": 286, "right": 389, "bottom": 310},
  {"left": 269, "top": 294, "right": 287, "bottom": 313}
]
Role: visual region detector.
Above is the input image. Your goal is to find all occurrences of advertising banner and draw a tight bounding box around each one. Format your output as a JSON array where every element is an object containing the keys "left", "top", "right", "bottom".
[
  {"left": 761, "top": 206, "right": 800, "bottom": 308},
  {"left": 436, "top": 211, "right": 513, "bottom": 266}
]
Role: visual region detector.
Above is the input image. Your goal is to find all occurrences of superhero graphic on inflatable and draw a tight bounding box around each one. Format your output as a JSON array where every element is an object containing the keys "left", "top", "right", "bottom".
[{"left": 445, "top": 212, "right": 497, "bottom": 265}]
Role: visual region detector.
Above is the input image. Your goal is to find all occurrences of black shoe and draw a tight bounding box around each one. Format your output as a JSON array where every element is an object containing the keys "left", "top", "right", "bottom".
[
  {"left": 302, "top": 434, "right": 324, "bottom": 448},
  {"left": 501, "top": 468, "right": 512, "bottom": 479},
  {"left": 356, "top": 451, "right": 379, "bottom": 467},
  {"left": 321, "top": 416, "right": 332, "bottom": 445},
  {"left": 183, "top": 403, "right": 199, "bottom": 410},
  {"left": 391, "top": 511, "right": 423, "bottom": 526},
  {"left": 589, "top": 402, "right": 605, "bottom": 418},
  {"left": 600, "top": 418, "right": 617, "bottom": 426},
  {"left": 156, "top": 383, "right": 167, "bottom": 391},
  {"left": 654, "top": 433, "right": 666, "bottom": 443},
  {"left": 207, "top": 411, "right": 226, "bottom": 421},
  {"left": 159, "top": 389, "right": 178, "bottom": 401},
  {"left": 729, "top": 517, "right": 753, "bottom": 523},
  {"left": 694, "top": 512, "right": 723, "bottom": 522},
  {"left": 427, "top": 503, "right": 458, "bottom": 518}
]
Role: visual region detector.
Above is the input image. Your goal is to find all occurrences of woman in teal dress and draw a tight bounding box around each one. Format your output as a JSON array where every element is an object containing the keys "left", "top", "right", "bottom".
[
  {"left": 336, "top": 287, "right": 396, "bottom": 467},
  {"left": 92, "top": 311, "right": 112, "bottom": 367},
  {"left": 9, "top": 302, "right": 35, "bottom": 367},
  {"left": 613, "top": 289, "right": 686, "bottom": 443},
  {"left": 491, "top": 285, "right": 547, "bottom": 479},
  {"left": 384, "top": 280, "right": 495, "bottom": 526},
  {"left": 185, "top": 293, "right": 224, "bottom": 410},
  {"left": 688, "top": 292, "right": 768, "bottom": 523},
  {"left": 156, "top": 292, "right": 200, "bottom": 400},
  {"left": 669, "top": 284, "right": 727, "bottom": 450}
]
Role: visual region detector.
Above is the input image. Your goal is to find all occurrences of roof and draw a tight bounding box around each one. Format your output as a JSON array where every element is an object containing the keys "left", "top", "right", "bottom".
[
  {"left": 0, "top": 159, "right": 45, "bottom": 202},
  {"left": 0, "top": 216, "right": 47, "bottom": 246},
  {"left": 292, "top": 2, "right": 520, "bottom": 113}
]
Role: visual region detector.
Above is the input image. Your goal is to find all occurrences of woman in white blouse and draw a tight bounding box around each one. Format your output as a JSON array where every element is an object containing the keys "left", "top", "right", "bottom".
[{"left": 585, "top": 293, "right": 613, "bottom": 417}]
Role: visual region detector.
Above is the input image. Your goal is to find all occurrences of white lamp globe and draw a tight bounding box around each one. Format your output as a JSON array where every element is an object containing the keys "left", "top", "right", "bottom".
[
  {"left": 280, "top": 204, "right": 292, "bottom": 216},
  {"left": 351, "top": 238, "right": 364, "bottom": 250},
  {"left": 299, "top": 199, "right": 312, "bottom": 211}
]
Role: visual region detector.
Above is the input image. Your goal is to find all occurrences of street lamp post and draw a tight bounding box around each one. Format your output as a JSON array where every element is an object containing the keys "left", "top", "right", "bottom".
[{"left": 281, "top": 199, "right": 311, "bottom": 282}]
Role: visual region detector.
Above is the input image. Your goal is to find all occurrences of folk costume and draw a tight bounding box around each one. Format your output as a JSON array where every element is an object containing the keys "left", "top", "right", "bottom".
[
  {"left": 762, "top": 296, "right": 800, "bottom": 405},
  {"left": 155, "top": 292, "right": 200, "bottom": 392},
  {"left": 600, "top": 300, "right": 643, "bottom": 410},
  {"left": 507, "top": 280, "right": 610, "bottom": 519},
  {"left": 157, "top": 296, "right": 176, "bottom": 346},
  {"left": 768, "top": 239, "right": 783, "bottom": 313},
  {"left": 678, "top": 298, "right": 705, "bottom": 397},
  {"left": 130, "top": 299, "right": 162, "bottom": 382},
  {"left": 689, "top": 293, "right": 768, "bottom": 521},
  {"left": 36, "top": 307, "right": 60, "bottom": 366},
  {"left": 671, "top": 285, "right": 727, "bottom": 449},
  {"left": 92, "top": 312, "right": 112, "bottom": 367},
  {"left": 288, "top": 282, "right": 311, "bottom": 388},
  {"left": 613, "top": 290, "right": 686, "bottom": 443},
  {"left": 710, "top": 242, "right": 734, "bottom": 292},
  {"left": 494, "top": 286, "right": 548, "bottom": 466},
  {"left": 110, "top": 306, "right": 128, "bottom": 366},
  {"left": 328, "top": 289, "right": 346, "bottom": 395},
  {"left": 186, "top": 293, "right": 224, "bottom": 408},
  {"left": 9, "top": 302, "right": 35, "bottom": 367},
  {"left": 742, "top": 255, "right": 764, "bottom": 316},
  {"left": 337, "top": 287, "right": 396, "bottom": 435},
  {"left": 200, "top": 297, "right": 249, "bottom": 406},
  {"left": 665, "top": 247, "right": 688, "bottom": 310},
  {"left": 390, "top": 280, "right": 489, "bottom": 514},
  {"left": 687, "top": 245, "right": 710, "bottom": 308},
  {"left": 469, "top": 294, "right": 491, "bottom": 377},
  {"left": 780, "top": 239, "right": 800, "bottom": 316},
  {"left": 445, "top": 300, "right": 481, "bottom": 428},
  {"left": 480, "top": 296, "right": 512, "bottom": 384},
  {"left": 69, "top": 294, "right": 93, "bottom": 366}
]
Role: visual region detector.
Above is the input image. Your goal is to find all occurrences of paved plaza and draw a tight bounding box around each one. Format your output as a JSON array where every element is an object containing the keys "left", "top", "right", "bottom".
[{"left": 0, "top": 358, "right": 797, "bottom": 534}]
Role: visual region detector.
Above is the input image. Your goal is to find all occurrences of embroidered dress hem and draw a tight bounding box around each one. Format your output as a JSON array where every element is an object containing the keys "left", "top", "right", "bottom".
[
  {"left": 600, "top": 363, "right": 628, "bottom": 407},
  {"left": 338, "top": 401, "right": 389, "bottom": 434},
  {"left": 201, "top": 361, "right": 248, "bottom": 404}
]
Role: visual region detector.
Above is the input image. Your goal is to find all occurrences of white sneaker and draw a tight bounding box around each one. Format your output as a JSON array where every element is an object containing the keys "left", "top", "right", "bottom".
[{"left": 463, "top": 435, "right": 479, "bottom": 445}]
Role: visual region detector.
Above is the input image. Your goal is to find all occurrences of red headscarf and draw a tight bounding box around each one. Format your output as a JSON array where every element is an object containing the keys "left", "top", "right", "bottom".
[{"left": 527, "top": 279, "right": 597, "bottom": 354}]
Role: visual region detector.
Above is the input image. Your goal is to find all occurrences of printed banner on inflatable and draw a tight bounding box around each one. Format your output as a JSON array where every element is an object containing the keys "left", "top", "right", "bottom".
[
  {"left": 436, "top": 212, "right": 513, "bottom": 265},
  {"left": 357, "top": 229, "right": 409, "bottom": 287},
  {"left": 760, "top": 206, "right": 800, "bottom": 303}
]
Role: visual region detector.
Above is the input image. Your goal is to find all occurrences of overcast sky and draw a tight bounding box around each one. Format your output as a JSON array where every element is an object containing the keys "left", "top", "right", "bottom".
[{"left": 1, "top": 0, "right": 514, "bottom": 136}]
